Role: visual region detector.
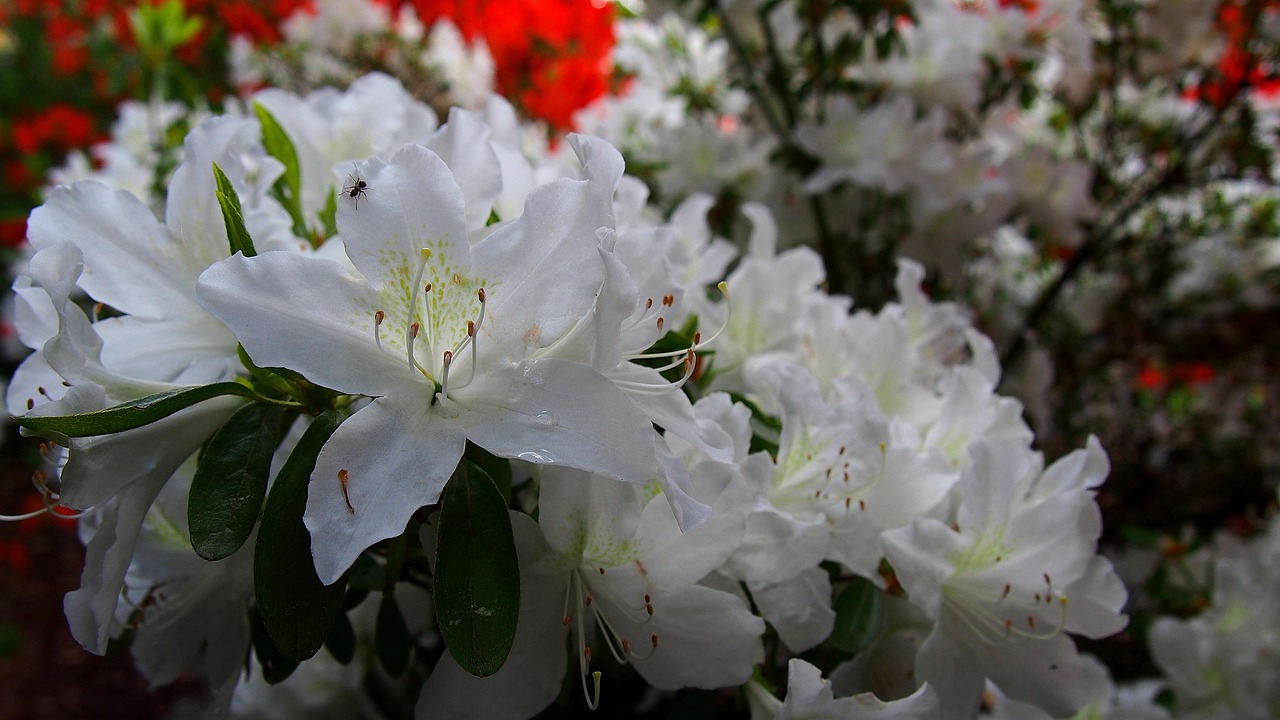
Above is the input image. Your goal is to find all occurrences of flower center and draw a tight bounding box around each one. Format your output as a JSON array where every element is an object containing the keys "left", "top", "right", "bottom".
[{"left": 370, "top": 247, "right": 487, "bottom": 403}]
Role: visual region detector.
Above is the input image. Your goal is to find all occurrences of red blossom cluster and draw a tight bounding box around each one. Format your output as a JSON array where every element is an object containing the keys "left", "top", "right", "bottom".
[{"left": 406, "top": 0, "right": 616, "bottom": 130}]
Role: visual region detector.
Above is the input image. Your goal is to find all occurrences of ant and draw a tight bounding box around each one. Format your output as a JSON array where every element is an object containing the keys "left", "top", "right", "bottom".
[{"left": 344, "top": 172, "right": 369, "bottom": 209}]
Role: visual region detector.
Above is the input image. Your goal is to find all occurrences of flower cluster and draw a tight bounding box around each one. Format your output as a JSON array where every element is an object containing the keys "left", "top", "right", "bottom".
[{"left": 3, "top": 70, "right": 1133, "bottom": 719}]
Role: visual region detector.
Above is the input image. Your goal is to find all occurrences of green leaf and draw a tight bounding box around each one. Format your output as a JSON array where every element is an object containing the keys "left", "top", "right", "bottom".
[
  {"left": 189, "top": 402, "right": 295, "bottom": 561},
  {"left": 252, "top": 102, "right": 306, "bottom": 235},
  {"left": 255, "top": 411, "right": 349, "bottom": 662},
  {"left": 375, "top": 593, "right": 412, "bottom": 677},
  {"left": 828, "top": 577, "right": 882, "bottom": 655},
  {"left": 212, "top": 162, "right": 257, "bottom": 257},
  {"left": 433, "top": 461, "right": 520, "bottom": 678},
  {"left": 251, "top": 606, "right": 298, "bottom": 684},
  {"left": 347, "top": 553, "right": 386, "bottom": 592},
  {"left": 463, "top": 441, "right": 512, "bottom": 506},
  {"left": 324, "top": 611, "right": 356, "bottom": 665},
  {"left": 12, "top": 382, "right": 257, "bottom": 438}
]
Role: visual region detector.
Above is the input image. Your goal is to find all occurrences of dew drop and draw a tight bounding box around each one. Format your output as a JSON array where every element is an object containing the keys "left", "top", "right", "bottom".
[{"left": 516, "top": 449, "right": 556, "bottom": 464}]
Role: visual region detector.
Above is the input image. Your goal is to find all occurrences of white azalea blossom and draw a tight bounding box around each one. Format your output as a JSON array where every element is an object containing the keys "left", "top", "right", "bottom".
[{"left": 197, "top": 128, "right": 706, "bottom": 584}]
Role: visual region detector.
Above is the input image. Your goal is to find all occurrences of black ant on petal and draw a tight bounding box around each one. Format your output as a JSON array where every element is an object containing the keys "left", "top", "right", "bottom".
[{"left": 344, "top": 172, "right": 369, "bottom": 209}]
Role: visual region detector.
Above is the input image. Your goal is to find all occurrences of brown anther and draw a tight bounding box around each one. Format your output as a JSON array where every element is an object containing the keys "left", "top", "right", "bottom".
[
  {"left": 844, "top": 497, "right": 851, "bottom": 509},
  {"left": 1002, "top": 584, "right": 1011, "bottom": 600},
  {"left": 374, "top": 310, "right": 385, "bottom": 325},
  {"left": 1027, "top": 615, "right": 1036, "bottom": 629},
  {"left": 584, "top": 594, "right": 593, "bottom": 607},
  {"left": 650, "top": 634, "right": 659, "bottom": 649},
  {"left": 1035, "top": 593, "right": 1042, "bottom": 602},
  {"left": 645, "top": 604, "right": 654, "bottom": 617},
  {"left": 467, "top": 320, "right": 476, "bottom": 337},
  {"left": 443, "top": 350, "right": 453, "bottom": 365},
  {"left": 338, "top": 469, "right": 354, "bottom": 512},
  {"left": 583, "top": 646, "right": 592, "bottom": 662},
  {"left": 598, "top": 567, "right": 605, "bottom": 575},
  {"left": 621, "top": 639, "right": 632, "bottom": 655},
  {"left": 26, "top": 398, "right": 33, "bottom": 410},
  {"left": 477, "top": 287, "right": 486, "bottom": 302},
  {"left": 410, "top": 322, "right": 420, "bottom": 339},
  {"left": 645, "top": 298, "right": 653, "bottom": 309},
  {"left": 656, "top": 317, "right": 664, "bottom": 331},
  {"left": 825, "top": 468, "right": 832, "bottom": 478},
  {"left": 814, "top": 489, "right": 822, "bottom": 499},
  {"left": 1044, "top": 573, "right": 1052, "bottom": 585},
  {"left": 692, "top": 331, "right": 701, "bottom": 344},
  {"left": 858, "top": 499, "right": 866, "bottom": 511},
  {"left": 563, "top": 615, "right": 572, "bottom": 626},
  {"left": 663, "top": 294, "right": 674, "bottom": 306},
  {"left": 643, "top": 594, "right": 651, "bottom": 603},
  {"left": 425, "top": 283, "right": 432, "bottom": 292},
  {"left": 838, "top": 445, "right": 846, "bottom": 455}
]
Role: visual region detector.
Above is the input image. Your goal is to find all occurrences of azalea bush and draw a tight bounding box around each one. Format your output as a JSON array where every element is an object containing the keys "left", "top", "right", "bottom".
[{"left": 3, "top": 1, "right": 1280, "bottom": 719}]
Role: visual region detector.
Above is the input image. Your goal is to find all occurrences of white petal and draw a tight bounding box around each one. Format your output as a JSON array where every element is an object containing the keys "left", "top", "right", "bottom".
[
  {"left": 426, "top": 108, "right": 503, "bottom": 233},
  {"left": 470, "top": 179, "right": 610, "bottom": 359},
  {"left": 613, "top": 575, "right": 764, "bottom": 689},
  {"left": 336, "top": 144, "right": 469, "bottom": 289},
  {"left": 197, "top": 251, "right": 407, "bottom": 397},
  {"left": 750, "top": 568, "right": 837, "bottom": 653},
  {"left": 306, "top": 394, "right": 466, "bottom": 584},
  {"left": 457, "top": 359, "right": 662, "bottom": 485},
  {"left": 27, "top": 182, "right": 199, "bottom": 319}
]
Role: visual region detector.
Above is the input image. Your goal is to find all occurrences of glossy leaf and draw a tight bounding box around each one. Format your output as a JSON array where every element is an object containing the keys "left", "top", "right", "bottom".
[
  {"left": 250, "top": 606, "right": 298, "bottom": 685},
  {"left": 189, "top": 402, "right": 294, "bottom": 561},
  {"left": 433, "top": 460, "right": 520, "bottom": 678},
  {"left": 255, "top": 411, "right": 348, "bottom": 661},
  {"left": 212, "top": 161, "right": 257, "bottom": 258},
  {"left": 12, "top": 382, "right": 257, "bottom": 438}
]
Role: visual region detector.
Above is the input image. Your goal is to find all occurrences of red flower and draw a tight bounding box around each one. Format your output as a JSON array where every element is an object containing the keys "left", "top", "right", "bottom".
[
  {"left": 0, "top": 217, "right": 27, "bottom": 249},
  {"left": 408, "top": 0, "right": 615, "bottom": 129},
  {"left": 1171, "top": 362, "right": 1215, "bottom": 387},
  {"left": 1135, "top": 362, "right": 1168, "bottom": 391}
]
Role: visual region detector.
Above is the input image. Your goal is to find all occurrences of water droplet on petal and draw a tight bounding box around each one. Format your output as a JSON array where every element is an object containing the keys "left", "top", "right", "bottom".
[{"left": 516, "top": 449, "right": 556, "bottom": 464}]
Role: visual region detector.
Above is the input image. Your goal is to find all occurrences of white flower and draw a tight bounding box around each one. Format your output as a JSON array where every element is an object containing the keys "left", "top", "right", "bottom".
[
  {"left": 418, "top": 465, "right": 762, "bottom": 720},
  {"left": 197, "top": 132, "right": 697, "bottom": 584},
  {"left": 881, "top": 437, "right": 1127, "bottom": 719},
  {"left": 746, "top": 658, "right": 939, "bottom": 720}
]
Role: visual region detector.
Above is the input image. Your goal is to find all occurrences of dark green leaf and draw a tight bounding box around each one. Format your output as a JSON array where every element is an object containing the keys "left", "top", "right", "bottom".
[
  {"left": 189, "top": 402, "right": 294, "bottom": 561},
  {"left": 829, "top": 576, "right": 882, "bottom": 654},
  {"left": 255, "top": 411, "right": 348, "bottom": 662},
  {"left": 434, "top": 462, "right": 520, "bottom": 678},
  {"left": 375, "top": 593, "right": 412, "bottom": 677},
  {"left": 251, "top": 606, "right": 298, "bottom": 684},
  {"left": 324, "top": 611, "right": 356, "bottom": 665},
  {"left": 348, "top": 553, "right": 386, "bottom": 592},
  {"left": 463, "top": 442, "right": 512, "bottom": 506},
  {"left": 212, "top": 161, "right": 257, "bottom": 257},
  {"left": 13, "top": 382, "right": 257, "bottom": 438}
]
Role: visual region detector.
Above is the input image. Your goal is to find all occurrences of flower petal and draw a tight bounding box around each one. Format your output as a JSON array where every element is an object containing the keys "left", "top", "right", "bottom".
[
  {"left": 457, "top": 358, "right": 661, "bottom": 485},
  {"left": 306, "top": 394, "right": 466, "bottom": 584},
  {"left": 197, "top": 251, "right": 407, "bottom": 397}
]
